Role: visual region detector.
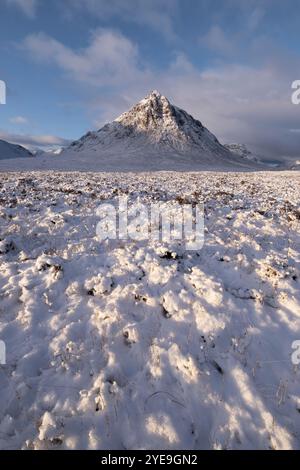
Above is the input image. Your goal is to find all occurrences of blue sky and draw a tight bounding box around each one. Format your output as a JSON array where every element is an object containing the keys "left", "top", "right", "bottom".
[{"left": 0, "top": 0, "right": 299, "bottom": 160}]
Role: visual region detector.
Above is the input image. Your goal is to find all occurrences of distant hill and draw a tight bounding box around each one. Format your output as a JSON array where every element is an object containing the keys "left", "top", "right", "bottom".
[{"left": 0, "top": 139, "right": 34, "bottom": 160}]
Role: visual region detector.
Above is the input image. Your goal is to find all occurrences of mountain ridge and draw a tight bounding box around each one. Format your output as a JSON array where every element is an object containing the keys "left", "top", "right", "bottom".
[
  {"left": 63, "top": 90, "right": 267, "bottom": 170},
  {"left": 0, "top": 92, "right": 272, "bottom": 171},
  {"left": 0, "top": 139, "right": 33, "bottom": 160}
]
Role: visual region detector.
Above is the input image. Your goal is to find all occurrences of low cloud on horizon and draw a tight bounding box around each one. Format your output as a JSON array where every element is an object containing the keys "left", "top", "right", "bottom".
[{"left": 0, "top": 130, "right": 70, "bottom": 151}]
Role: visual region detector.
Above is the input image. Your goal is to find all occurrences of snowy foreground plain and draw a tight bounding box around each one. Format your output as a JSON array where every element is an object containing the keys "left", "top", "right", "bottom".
[{"left": 0, "top": 171, "right": 299, "bottom": 450}]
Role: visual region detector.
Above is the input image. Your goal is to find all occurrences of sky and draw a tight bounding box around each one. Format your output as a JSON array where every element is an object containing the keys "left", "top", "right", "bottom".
[{"left": 0, "top": 0, "right": 300, "bottom": 161}]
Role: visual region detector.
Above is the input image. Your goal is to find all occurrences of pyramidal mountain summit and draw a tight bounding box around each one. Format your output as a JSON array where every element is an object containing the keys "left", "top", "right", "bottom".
[
  {"left": 63, "top": 91, "right": 264, "bottom": 171},
  {"left": 69, "top": 90, "right": 225, "bottom": 156},
  {"left": 0, "top": 91, "right": 267, "bottom": 171}
]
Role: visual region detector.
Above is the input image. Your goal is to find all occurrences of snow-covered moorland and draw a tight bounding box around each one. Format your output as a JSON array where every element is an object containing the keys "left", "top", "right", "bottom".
[{"left": 0, "top": 171, "right": 299, "bottom": 450}]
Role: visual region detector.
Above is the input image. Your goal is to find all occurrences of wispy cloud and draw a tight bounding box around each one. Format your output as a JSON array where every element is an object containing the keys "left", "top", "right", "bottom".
[
  {"left": 5, "top": 0, "right": 38, "bottom": 18},
  {"left": 21, "top": 29, "right": 148, "bottom": 87},
  {"left": 9, "top": 115, "right": 29, "bottom": 125},
  {"left": 200, "top": 25, "right": 237, "bottom": 56},
  {"left": 62, "top": 0, "right": 178, "bottom": 41},
  {"left": 247, "top": 7, "right": 265, "bottom": 31}
]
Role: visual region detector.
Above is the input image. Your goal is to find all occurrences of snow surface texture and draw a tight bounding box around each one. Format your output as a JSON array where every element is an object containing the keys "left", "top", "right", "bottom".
[
  {"left": 0, "top": 92, "right": 267, "bottom": 171},
  {"left": 0, "top": 171, "right": 299, "bottom": 450}
]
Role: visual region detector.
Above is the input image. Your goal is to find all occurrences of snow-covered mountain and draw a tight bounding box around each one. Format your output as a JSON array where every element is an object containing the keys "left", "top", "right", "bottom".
[
  {"left": 225, "top": 143, "right": 291, "bottom": 169},
  {"left": 225, "top": 143, "right": 262, "bottom": 163},
  {"left": 70, "top": 90, "right": 225, "bottom": 154},
  {"left": 285, "top": 159, "right": 300, "bottom": 171},
  {"left": 63, "top": 91, "right": 265, "bottom": 171},
  {"left": 0, "top": 139, "right": 33, "bottom": 160},
  {"left": 32, "top": 147, "right": 64, "bottom": 158},
  {"left": 0, "top": 92, "right": 270, "bottom": 171}
]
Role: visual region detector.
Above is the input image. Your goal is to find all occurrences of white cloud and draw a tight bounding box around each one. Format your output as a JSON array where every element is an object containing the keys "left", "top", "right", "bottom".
[
  {"left": 10, "top": 116, "right": 29, "bottom": 125},
  {"left": 0, "top": 130, "right": 70, "bottom": 150},
  {"left": 200, "top": 25, "right": 236, "bottom": 56},
  {"left": 22, "top": 29, "right": 148, "bottom": 87},
  {"left": 5, "top": 0, "right": 38, "bottom": 18}
]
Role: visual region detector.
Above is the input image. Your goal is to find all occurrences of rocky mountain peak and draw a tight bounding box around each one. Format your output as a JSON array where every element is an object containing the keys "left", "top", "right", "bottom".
[
  {"left": 115, "top": 90, "right": 177, "bottom": 132},
  {"left": 66, "top": 91, "right": 263, "bottom": 170}
]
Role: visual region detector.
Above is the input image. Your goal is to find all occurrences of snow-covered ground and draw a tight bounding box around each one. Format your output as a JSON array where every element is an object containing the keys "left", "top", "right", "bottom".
[{"left": 0, "top": 171, "right": 299, "bottom": 450}]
